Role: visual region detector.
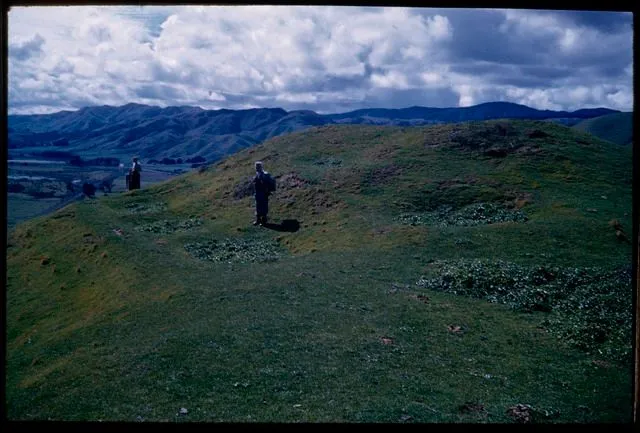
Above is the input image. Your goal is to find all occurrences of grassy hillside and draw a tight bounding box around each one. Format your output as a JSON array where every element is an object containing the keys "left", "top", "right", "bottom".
[
  {"left": 572, "top": 112, "right": 633, "bottom": 145},
  {"left": 6, "top": 120, "right": 633, "bottom": 423}
]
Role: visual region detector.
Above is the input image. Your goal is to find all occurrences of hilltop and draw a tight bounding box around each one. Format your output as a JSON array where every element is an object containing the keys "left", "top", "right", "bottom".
[
  {"left": 8, "top": 101, "right": 618, "bottom": 163},
  {"left": 6, "top": 120, "right": 633, "bottom": 422},
  {"left": 572, "top": 111, "right": 633, "bottom": 145}
]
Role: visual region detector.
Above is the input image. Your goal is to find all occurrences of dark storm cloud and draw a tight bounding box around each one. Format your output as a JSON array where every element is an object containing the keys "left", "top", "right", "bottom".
[
  {"left": 449, "top": 63, "right": 575, "bottom": 89},
  {"left": 9, "top": 33, "right": 45, "bottom": 61},
  {"left": 542, "top": 10, "right": 632, "bottom": 33},
  {"left": 408, "top": 8, "right": 632, "bottom": 105}
]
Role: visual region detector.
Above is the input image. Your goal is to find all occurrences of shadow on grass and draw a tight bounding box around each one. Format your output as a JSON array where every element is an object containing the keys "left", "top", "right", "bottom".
[{"left": 263, "top": 219, "right": 300, "bottom": 232}]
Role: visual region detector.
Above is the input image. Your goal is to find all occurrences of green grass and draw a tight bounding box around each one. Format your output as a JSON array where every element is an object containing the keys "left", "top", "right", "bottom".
[
  {"left": 6, "top": 120, "right": 633, "bottom": 422},
  {"left": 572, "top": 112, "right": 633, "bottom": 146},
  {"left": 7, "top": 193, "right": 66, "bottom": 229}
]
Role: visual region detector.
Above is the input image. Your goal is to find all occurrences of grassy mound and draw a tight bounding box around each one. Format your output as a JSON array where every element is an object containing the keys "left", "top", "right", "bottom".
[
  {"left": 572, "top": 112, "right": 633, "bottom": 145},
  {"left": 6, "top": 120, "right": 633, "bottom": 422},
  {"left": 417, "top": 259, "right": 632, "bottom": 362}
]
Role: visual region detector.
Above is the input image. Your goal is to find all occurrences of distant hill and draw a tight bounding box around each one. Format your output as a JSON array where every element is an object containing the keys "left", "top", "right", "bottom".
[
  {"left": 8, "top": 101, "right": 619, "bottom": 162},
  {"left": 327, "top": 102, "right": 617, "bottom": 124},
  {"left": 572, "top": 112, "right": 633, "bottom": 145}
]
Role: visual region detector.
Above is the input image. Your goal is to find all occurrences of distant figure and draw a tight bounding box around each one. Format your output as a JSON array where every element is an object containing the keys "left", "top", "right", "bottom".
[
  {"left": 253, "top": 161, "right": 276, "bottom": 226},
  {"left": 82, "top": 182, "right": 96, "bottom": 198},
  {"left": 129, "top": 157, "right": 142, "bottom": 190}
]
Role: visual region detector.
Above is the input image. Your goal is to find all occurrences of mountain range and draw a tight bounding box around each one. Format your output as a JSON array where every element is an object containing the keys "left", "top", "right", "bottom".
[{"left": 8, "top": 101, "right": 621, "bottom": 162}]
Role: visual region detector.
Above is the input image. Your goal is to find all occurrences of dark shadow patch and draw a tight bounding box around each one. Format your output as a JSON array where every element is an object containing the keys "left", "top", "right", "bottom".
[
  {"left": 263, "top": 219, "right": 300, "bottom": 232},
  {"left": 483, "top": 148, "right": 509, "bottom": 158},
  {"left": 528, "top": 129, "right": 550, "bottom": 139},
  {"left": 459, "top": 402, "right": 486, "bottom": 414}
]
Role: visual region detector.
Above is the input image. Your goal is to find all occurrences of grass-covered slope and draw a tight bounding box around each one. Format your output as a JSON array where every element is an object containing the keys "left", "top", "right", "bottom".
[
  {"left": 572, "top": 112, "right": 633, "bottom": 145},
  {"left": 6, "top": 120, "right": 633, "bottom": 422}
]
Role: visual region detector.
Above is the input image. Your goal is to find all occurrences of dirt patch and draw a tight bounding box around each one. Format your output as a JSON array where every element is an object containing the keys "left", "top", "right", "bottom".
[
  {"left": 447, "top": 121, "right": 548, "bottom": 158},
  {"left": 447, "top": 325, "right": 464, "bottom": 334},
  {"left": 233, "top": 177, "right": 254, "bottom": 200},
  {"left": 513, "top": 192, "right": 534, "bottom": 209},
  {"left": 459, "top": 402, "right": 486, "bottom": 414},
  {"left": 297, "top": 186, "right": 343, "bottom": 214},
  {"left": 507, "top": 404, "right": 533, "bottom": 423},
  {"left": 278, "top": 172, "right": 309, "bottom": 190},
  {"left": 409, "top": 294, "right": 430, "bottom": 304}
]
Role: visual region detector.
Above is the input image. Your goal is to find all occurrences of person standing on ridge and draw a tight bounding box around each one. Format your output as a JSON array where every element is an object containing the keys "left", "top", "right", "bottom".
[
  {"left": 129, "top": 157, "right": 142, "bottom": 190},
  {"left": 253, "top": 161, "right": 275, "bottom": 226}
]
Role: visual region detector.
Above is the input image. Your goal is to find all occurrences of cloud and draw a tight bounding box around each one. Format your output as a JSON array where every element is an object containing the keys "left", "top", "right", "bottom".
[
  {"left": 7, "top": 6, "right": 634, "bottom": 115},
  {"left": 9, "top": 33, "right": 45, "bottom": 60}
]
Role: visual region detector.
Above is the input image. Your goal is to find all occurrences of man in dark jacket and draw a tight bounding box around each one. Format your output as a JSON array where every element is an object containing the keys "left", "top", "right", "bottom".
[{"left": 253, "top": 161, "right": 273, "bottom": 226}]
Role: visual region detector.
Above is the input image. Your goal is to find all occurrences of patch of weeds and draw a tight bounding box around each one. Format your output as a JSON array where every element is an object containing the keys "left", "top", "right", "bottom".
[
  {"left": 135, "top": 218, "right": 203, "bottom": 234},
  {"left": 313, "top": 157, "right": 342, "bottom": 166},
  {"left": 448, "top": 121, "right": 527, "bottom": 155},
  {"left": 124, "top": 202, "right": 168, "bottom": 214},
  {"left": 416, "top": 259, "right": 632, "bottom": 362},
  {"left": 398, "top": 203, "right": 528, "bottom": 227},
  {"left": 184, "top": 237, "right": 284, "bottom": 264},
  {"left": 278, "top": 172, "right": 309, "bottom": 189},
  {"left": 361, "top": 164, "right": 401, "bottom": 187},
  {"left": 454, "top": 237, "right": 476, "bottom": 247}
]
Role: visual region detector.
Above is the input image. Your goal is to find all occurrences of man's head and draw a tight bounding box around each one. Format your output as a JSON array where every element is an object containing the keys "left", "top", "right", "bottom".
[
  {"left": 133, "top": 157, "right": 138, "bottom": 163},
  {"left": 255, "top": 161, "right": 264, "bottom": 172}
]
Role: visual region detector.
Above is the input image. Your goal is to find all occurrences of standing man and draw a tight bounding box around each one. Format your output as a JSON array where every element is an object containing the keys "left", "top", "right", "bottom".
[
  {"left": 253, "top": 161, "right": 275, "bottom": 226},
  {"left": 129, "top": 157, "right": 142, "bottom": 190}
]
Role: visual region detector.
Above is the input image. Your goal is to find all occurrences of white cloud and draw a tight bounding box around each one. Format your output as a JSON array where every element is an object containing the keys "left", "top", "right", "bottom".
[
  {"left": 7, "top": 6, "right": 634, "bottom": 114},
  {"left": 370, "top": 70, "right": 411, "bottom": 90}
]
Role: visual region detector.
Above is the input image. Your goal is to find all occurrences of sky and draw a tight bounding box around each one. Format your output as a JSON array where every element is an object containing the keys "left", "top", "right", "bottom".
[{"left": 7, "top": 5, "right": 634, "bottom": 115}]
